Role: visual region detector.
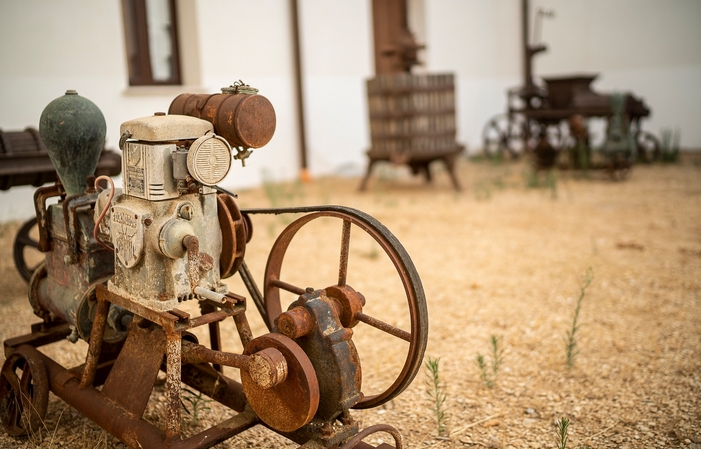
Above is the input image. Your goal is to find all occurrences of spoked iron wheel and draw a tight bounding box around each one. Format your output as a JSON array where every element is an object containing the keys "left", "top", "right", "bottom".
[
  {"left": 262, "top": 208, "right": 428, "bottom": 409},
  {"left": 13, "top": 217, "right": 42, "bottom": 283},
  {"left": 0, "top": 346, "right": 49, "bottom": 437},
  {"left": 482, "top": 114, "right": 529, "bottom": 159}
]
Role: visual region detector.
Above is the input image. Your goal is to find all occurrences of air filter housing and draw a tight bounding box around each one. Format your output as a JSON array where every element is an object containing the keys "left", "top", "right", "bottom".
[{"left": 187, "top": 133, "right": 232, "bottom": 186}]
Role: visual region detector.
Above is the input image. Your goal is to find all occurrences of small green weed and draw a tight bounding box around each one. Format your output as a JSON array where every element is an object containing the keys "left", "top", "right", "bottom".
[
  {"left": 180, "top": 388, "right": 213, "bottom": 423},
  {"left": 524, "top": 169, "right": 558, "bottom": 199},
  {"left": 556, "top": 417, "right": 571, "bottom": 449},
  {"left": 475, "top": 335, "right": 504, "bottom": 388},
  {"left": 660, "top": 128, "right": 680, "bottom": 163},
  {"left": 424, "top": 357, "right": 448, "bottom": 436},
  {"left": 565, "top": 267, "right": 594, "bottom": 368}
]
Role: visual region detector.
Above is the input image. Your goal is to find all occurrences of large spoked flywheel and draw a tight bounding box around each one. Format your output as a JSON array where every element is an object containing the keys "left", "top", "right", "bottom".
[{"left": 256, "top": 206, "right": 428, "bottom": 409}]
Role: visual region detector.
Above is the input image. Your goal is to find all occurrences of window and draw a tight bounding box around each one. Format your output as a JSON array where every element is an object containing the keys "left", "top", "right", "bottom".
[{"left": 122, "top": 0, "right": 182, "bottom": 86}]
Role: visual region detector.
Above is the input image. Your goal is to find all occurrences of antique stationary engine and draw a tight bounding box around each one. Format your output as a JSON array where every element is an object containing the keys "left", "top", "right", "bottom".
[{"left": 1, "top": 85, "right": 428, "bottom": 449}]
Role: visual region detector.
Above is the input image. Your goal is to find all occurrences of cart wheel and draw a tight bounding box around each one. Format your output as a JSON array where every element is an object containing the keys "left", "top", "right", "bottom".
[
  {"left": 13, "top": 217, "right": 42, "bottom": 283},
  {"left": 482, "top": 114, "right": 528, "bottom": 159},
  {"left": 636, "top": 130, "right": 661, "bottom": 163},
  {"left": 263, "top": 209, "right": 428, "bottom": 409},
  {"left": 0, "top": 346, "right": 49, "bottom": 437},
  {"left": 482, "top": 116, "right": 509, "bottom": 158},
  {"left": 532, "top": 121, "right": 565, "bottom": 151}
]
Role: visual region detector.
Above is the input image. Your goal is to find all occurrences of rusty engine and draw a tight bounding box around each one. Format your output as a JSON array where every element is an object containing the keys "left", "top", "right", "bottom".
[{"left": 1, "top": 86, "right": 428, "bottom": 448}]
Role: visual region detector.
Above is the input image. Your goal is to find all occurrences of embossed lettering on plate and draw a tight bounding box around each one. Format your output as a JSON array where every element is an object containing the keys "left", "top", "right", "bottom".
[{"left": 112, "top": 205, "right": 144, "bottom": 268}]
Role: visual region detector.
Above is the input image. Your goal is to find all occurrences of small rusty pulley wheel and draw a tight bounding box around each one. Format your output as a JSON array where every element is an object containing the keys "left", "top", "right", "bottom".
[
  {"left": 0, "top": 346, "right": 50, "bottom": 437},
  {"left": 12, "top": 217, "right": 42, "bottom": 283},
  {"left": 241, "top": 333, "right": 319, "bottom": 432},
  {"left": 217, "top": 193, "right": 249, "bottom": 279},
  {"left": 263, "top": 208, "right": 428, "bottom": 409}
]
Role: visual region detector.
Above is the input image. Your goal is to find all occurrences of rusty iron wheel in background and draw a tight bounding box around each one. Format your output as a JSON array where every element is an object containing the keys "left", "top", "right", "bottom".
[
  {"left": 12, "top": 217, "right": 41, "bottom": 283},
  {"left": 482, "top": 113, "right": 530, "bottom": 159},
  {"left": 260, "top": 206, "right": 428, "bottom": 410},
  {"left": 0, "top": 346, "right": 49, "bottom": 437}
]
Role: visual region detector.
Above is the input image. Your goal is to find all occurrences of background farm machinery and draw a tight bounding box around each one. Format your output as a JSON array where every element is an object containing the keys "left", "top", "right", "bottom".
[
  {"left": 482, "top": 0, "right": 660, "bottom": 175},
  {"left": 0, "top": 87, "right": 428, "bottom": 448}
]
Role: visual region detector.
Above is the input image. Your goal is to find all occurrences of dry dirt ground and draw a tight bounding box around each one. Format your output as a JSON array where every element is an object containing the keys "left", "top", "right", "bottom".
[{"left": 0, "top": 155, "right": 699, "bottom": 449}]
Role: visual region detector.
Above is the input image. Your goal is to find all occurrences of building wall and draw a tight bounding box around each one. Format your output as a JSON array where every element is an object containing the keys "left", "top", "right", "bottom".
[
  {"left": 424, "top": 0, "right": 701, "bottom": 153},
  {"left": 1, "top": 0, "right": 700, "bottom": 221}
]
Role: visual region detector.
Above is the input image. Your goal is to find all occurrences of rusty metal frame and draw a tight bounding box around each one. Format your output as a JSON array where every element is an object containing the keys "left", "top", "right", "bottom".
[{"left": 3, "top": 204, "right": 425, "bottom": 448}]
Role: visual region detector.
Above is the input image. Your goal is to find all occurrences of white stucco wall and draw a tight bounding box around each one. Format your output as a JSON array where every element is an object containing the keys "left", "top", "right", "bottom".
[
  {"left": 1, "top": 0, "right": 700, "bottom": 222},
  {"left": 423, "top": 0, "right": 701, "bottom": 154}
]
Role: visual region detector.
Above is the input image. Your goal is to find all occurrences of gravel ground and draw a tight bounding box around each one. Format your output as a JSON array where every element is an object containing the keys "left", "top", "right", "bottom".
[{"left": 0, "top": 155, "right": 699, "bottom": 448}]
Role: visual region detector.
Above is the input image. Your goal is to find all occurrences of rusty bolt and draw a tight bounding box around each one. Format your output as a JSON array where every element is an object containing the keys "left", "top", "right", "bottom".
[
  {"left": 248, "top": 347, "right": 288, "bottom": 390},
  {"left": 276, "top": 307, "right": 314, "bottom": 339}
]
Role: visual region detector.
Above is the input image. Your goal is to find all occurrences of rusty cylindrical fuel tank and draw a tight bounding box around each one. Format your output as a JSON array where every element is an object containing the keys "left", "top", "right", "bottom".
[{"left": 168, "top": 89, "right": 276, "bottom": 150}]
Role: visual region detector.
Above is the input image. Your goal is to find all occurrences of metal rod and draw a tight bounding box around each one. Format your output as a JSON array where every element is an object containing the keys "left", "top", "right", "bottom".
[
  {"left": 339, "top": 220, "right": 351, "bottom": 287},
  {"left": 80, "top": 297, "right": 109, "bottom": 387},
  {"left": 290, "top": 0, "right": 309, "bottom": 178},
  {"left": 165, "top": 331, "right": 182, "bottom": 440},
  {"left": 270, "top": 278, "right": 306, "bottom": 296},
  {"left": 523, "top": 0, "right": 531, "bottom": 88},
  {"left": 181, "top": 341, "right": 250, "bottom": 369},
  {"left": 233, "top": 312, "right": 254, "bottom": 348},
  {"left": 239, "top": 261, "right": 268, "bottom": 329},
  {"left": 354, "top": 312, "right": 411, "bottom": 342}
]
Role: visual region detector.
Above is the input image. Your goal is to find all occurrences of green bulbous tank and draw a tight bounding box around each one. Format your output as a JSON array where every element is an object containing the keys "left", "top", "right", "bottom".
[{"left": 39, "top": 90, "right": 107, "bottom": 196}]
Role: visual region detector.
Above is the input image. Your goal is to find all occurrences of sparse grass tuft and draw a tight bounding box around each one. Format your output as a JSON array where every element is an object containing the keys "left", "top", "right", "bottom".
[
  {"left": 565, "top": 267, "right": 594, "bottom": 368},
  {"left": 660, "top": 128, "right": 680, "bottom": 163},
  {"left": 180, "top": 388, "right": 213, "bottom": 424},
  {"left": 556, "top": 416, "right": 570, "bottom": 449},
  {"left": 524, "top": 169, "right": 558, "bottom": 199},
  {"left": 476, "top": 335, "right": 504, "bottom": 388},
  {"left": 424, "top": 357, "right": 448, "bottom": 436}
]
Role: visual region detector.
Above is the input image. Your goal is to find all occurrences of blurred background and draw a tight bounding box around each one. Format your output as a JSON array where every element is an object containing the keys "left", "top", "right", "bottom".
[{"left": 1, "top": 0, "right": 700, "bottom": 221}]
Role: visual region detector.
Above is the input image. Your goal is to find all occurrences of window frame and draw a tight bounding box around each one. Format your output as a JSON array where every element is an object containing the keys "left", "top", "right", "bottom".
[{"left": 121, "top": 0, "right": 182, "bottom": 86}]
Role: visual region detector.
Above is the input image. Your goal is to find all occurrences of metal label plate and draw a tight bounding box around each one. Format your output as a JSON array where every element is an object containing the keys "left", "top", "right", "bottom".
[{"left": 111, "top": 205, "right": 144, "bottom": 268}]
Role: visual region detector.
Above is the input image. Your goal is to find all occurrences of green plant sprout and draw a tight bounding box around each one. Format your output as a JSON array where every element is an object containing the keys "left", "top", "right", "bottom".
[
  {"left": 476, "top": 335, "right": 504, "bottom": 388},
  {"left": 180, "top": 388, "right": 213, "bottom": 423},
  {"left": 524, "top": 169, "right": 558, "bottom": 199},
  {"left": 660, "top": 128, "right": 680, "bottom": 163},
  {"left": 556, "top": 417, "right": 570, "bottom": 449},
  {"left": 424, "top": 357, "right": 448, "bottom": 436},
  {"left": 565, "top": 267, "right": 594, "bottom": 368}
]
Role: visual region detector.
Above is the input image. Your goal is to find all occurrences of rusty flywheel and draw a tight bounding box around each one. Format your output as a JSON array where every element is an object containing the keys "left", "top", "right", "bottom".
[
  {"left": 241, "top": 205, "right": 428, "bottom": 410},
  {"left": 217, "top": 193, "right": 249, "bottom": 279}
]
